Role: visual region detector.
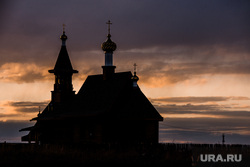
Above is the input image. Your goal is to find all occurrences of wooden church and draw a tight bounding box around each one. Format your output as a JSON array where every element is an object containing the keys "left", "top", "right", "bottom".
[{"left": 20, "top": 22, "right": 163, "bottom": 145}]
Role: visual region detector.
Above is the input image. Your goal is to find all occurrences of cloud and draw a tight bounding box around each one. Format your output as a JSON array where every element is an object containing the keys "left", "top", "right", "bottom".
[
  {"left": 0, "top": 0, "right": 249, "bottom": 63},
  {"left": 158, "top": 106, "right": 250, "bottom": 119},
  {"left": 162, "top": 117, "right": 250, "bottom": 134},
  {"left": 0, "top": 63, "right": 53, "bottom": 83},
  {"left": 0, "top": 1, "right": 249, "bottom": 87},
  {"left": 8, "top": 101, "right": 48, "bottom": 107},
  {"left": 0, "top": 0, "right": 249, "bottom": 144},
  {"left": 159, "top": 117, "right": 250, "bottom": 144},
  {"left": 0, "top": 113, "right": 19, "bottom": 119},
  {"left": 151, "top": 96, "right": 250, "bottom": 104},
  {"left": 136, "top": 59, "right": 250, "bottom": 87},
  {"left": 151, "top": 96, "right": 250, "bottom": 120},
  {"left": 154, "top": 97, "right": 250, "bottom": 118},
  {"left": 157, "top": 104, "right": 220, "bottom": 113},
  {"left": 1, "top": 52, "right": 240, "bottom": 86},
  {"left": 6, "top": 100, "right": 49, "bottom": 113}
]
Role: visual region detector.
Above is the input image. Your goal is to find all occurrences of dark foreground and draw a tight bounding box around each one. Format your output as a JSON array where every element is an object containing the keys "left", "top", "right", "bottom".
[{"left": 0, "top": 143, "right": 249, "bottom": 167}]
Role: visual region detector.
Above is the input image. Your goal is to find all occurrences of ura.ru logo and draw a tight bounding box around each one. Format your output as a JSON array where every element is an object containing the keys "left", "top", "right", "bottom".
[{"left": 200, "top": 154, "right": 242, "bottom": 162}]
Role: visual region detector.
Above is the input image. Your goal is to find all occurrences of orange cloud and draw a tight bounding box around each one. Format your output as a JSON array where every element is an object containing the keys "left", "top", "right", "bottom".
[
  {"left": 0, "top": 100, "right": 49, "bottom": 121},
  {"left": 150, "top": 96, "right": 250, "bottom": 104},
  {"left": 0, "top": 63, "right": 52, "bottom": 83}
]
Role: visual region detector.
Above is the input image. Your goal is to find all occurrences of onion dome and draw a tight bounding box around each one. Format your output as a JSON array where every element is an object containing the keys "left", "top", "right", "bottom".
[
  {"left": 131, "top": 71, "right": 139, "bottom": 88},
  {"left": 101, "top": 34, "right": 117, "bottom": 52},
  {"left": 131, "top": 63, "right": 139, "bottom": 87},
  {"left": 60, "top": 31, "right": 67, "bottom": 41},
  {"left": 131, "top": 72, "right": 139, "bottom": 81}
]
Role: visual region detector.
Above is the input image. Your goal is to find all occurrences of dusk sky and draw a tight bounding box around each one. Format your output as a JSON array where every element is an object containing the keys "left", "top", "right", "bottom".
[{"left": 0, "top": 0, "right": 250, "bottom": 144}]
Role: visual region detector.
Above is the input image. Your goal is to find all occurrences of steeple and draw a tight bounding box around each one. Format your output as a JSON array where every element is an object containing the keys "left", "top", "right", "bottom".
[
  {"left": 101, "top": 20, "right": 117, "bottom": 80},
  {"left": 48, "top": 27, "right": 78, "bottom": 103}
]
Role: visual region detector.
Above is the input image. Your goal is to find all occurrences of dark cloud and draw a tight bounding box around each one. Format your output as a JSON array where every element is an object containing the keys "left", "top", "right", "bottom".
[
  {"left": 112, "top": 0, "right": 250, "bottom": 48},
  {"left": 0, "top": 113, "right": 19, "bottom": 118},
  {"left": 0, "top": 0, "right": 249, "bottom": 64},
  {"left": 159, "top": 117, "right": 250, "bottom": 144},
  {"left": 0, "top": 0, "right": 249, "bottom": 144},
  {"left": 158, "top": 105, "right": 250, "bottom": 119},
  {"left": 151, "top": 96, "right": 250, "bottom": 103},
  {"left": 0, "top": 0, "right": 249, "bottom": 85},
  {"left": 7, "top": 101, "right": 48, "bottom": 113},
  {"left": 151, "top": 96, "right": 230, "bottom": 103},
  {"left": 157, "top": 104, "right": 220, "bottom": 112},
  {"left": 3, "top": 57, "right": 250, "bottom": 86},
  {"left": 154, "top": 96, "right": 250, "bottom": 144},
  {"left": 8, "top": 101, "right": 48, "bottom": 107},
  {"left": 138, "top": 61, "right": 250, "bottom": 85},
  {"left": 155, "top": 99, "right": 250, "bottom": 119}
]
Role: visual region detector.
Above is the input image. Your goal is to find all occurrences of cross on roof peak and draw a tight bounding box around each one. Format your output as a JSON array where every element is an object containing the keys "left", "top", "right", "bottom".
[
  {"left": 134, "top": 63, "right": 137, "bottom": 73},
  {"left": 63, "top": 24, "right": 66, "bottom": 32}
]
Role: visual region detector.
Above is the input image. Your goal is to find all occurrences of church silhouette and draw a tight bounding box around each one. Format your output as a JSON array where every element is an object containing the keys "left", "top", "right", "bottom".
[{"left": 20, "top": 21, "right": 163, "bottom": 145}]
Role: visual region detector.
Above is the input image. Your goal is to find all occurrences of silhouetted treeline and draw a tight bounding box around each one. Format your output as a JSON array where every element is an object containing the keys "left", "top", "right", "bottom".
[{"left": 0, "top": 143, "right": 249, "bottom": 167}]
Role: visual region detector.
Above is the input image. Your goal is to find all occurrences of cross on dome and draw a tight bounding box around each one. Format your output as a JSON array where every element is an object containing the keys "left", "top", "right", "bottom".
[
  {"left": 63, "top": 24, "right": 66, "bottom": 32},
  {"left": 106, "top": 20, "right": 112, "bottom": 35},
  {"left": 133, "top": 63, "right": 137, "bottom": 74},
  {"left": 60, "top": 24, "right": 67, "bottom": 46},
  {"left": 101, "top": 20, "right": 116, "bottom": 52},
  {"left": 131, "top": 63, "right": 139, "bottom": 86}
]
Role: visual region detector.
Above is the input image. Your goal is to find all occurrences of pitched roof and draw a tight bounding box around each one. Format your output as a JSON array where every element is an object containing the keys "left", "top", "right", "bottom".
[
  {"left": 49, "top": 46, "right": 78, "bottom": 73},
  {"left": 31, "top": 72, "right": 163, "bottom": 121},
  {"left": 71, "top": 72, "right": 163, "bottom": 121},
  {"left": 20, "top": 71, "right": 163, "bottom": 139}
]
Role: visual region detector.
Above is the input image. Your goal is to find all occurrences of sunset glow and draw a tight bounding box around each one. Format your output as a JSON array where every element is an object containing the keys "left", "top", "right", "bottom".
[{"left": 0, "top": 0, "right": 250, "bottom": 144}]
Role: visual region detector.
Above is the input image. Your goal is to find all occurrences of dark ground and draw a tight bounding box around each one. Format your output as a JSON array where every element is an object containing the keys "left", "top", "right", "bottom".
[{"left": 0, "top": 143, "right": 249, "bottom": 167}]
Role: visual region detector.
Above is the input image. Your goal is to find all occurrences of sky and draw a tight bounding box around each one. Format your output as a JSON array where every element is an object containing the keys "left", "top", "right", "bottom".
[{"left": 0, "top": 0, "right": 250, "bottom": 144}]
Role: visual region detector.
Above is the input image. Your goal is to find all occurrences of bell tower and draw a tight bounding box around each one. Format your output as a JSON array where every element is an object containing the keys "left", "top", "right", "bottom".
[{"left": 48, "top": 27, "right": 78, "bottom": 103}]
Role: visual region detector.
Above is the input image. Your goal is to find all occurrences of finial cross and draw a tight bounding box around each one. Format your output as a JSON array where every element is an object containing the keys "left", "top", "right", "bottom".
[
  {"left": 38, "top": 106, "right": 41, "bottom": 115},
  {"left": 63, "top": 24, "right": 66, "bottom": 32},
  {"left": 106, "top": 20, "right": 112, "bottom": 34},
  {"left": 133, "top": 63, "right": 137, "bottom": 73}
]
